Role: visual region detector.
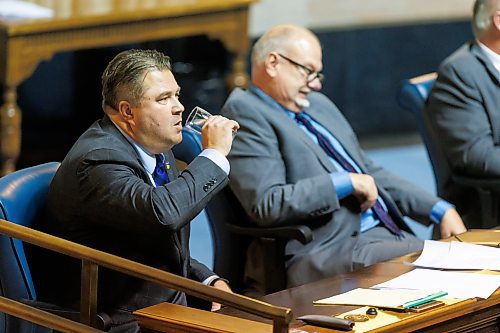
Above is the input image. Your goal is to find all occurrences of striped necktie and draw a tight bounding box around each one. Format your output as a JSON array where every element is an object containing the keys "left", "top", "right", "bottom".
[
  {"left": 153, "top": 154, "right": 170, "bottom": 187},
  {"left": 295, "top": 112, "right": 402, "bottom": 237}
]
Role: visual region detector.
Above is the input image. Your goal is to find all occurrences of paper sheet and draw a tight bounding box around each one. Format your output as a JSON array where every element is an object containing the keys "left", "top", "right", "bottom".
[
  {"left": 374, "top": 268, "right": 500, "bottom": 299},
  {"left": 411, "top": 240, "right": 500, "bottom": 270},
  {"left": 314, "top": 288, "right": 446, "bottom": 309}
]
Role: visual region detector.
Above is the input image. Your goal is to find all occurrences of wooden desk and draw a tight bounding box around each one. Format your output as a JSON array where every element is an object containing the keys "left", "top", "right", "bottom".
[
  {"left": 0, "top": 0, "right": 255, "bottom": 175},
  {"left": 254, "top": 253, "right": 500, "bottom": 332},
  {"left": 135, "top": 231, "right": 500, "bottom": 332}
]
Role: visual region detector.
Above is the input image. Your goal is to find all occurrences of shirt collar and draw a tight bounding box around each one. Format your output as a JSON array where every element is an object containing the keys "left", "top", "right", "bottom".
[
  {"left": 109, "top": 119, "right": 157, "bottom": 175},
  {"left": 478, "top": 41, "right": 500, "bottom": 74}
]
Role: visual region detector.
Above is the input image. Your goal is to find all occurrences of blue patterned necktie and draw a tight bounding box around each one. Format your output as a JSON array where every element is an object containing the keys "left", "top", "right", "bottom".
[
  {"left": 153, "top": 154, "right": 170, "bottom": 187},
  {"left": 295, "top": 112, "right": 403, "bottom": 237}
]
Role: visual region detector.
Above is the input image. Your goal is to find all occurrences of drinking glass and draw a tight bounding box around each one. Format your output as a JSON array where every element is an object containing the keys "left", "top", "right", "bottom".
[
  {"left": 184, "top": 106, "right": 212, "bottom": 134},
  {"left": 185, "top": 106, "right": 237, "bottom": 137}
]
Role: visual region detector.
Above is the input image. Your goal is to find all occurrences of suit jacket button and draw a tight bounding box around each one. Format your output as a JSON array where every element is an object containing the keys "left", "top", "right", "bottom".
[{"left": 351, "top": 231, "right": 359, "bottom": 237}]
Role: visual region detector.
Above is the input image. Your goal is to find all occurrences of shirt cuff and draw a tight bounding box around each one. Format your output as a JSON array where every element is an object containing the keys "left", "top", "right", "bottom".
[
  {"left": 430, "top": 200, "right": 455, "bottom": 224},
  {"left": 202, "top": 275, "right": 229, "bottom": 286},
  {"left": 199, "top": 149, "right": 230, "bottom": 175},
  {"left": 330, "top": 171, "right": 353, "bottom": 200},
  {"left": 202, "top": 275, "right": 219, "bottom": 286}
]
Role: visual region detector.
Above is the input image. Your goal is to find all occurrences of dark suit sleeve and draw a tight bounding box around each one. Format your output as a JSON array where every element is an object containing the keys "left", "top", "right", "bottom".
[
  {"left": 426, "top": 53, "right": 500, "bottom": 177},
  {"left": 188, "top": 258, "right": 214, "bottom": 281},
  {"left": 75, "top": 152, "right": 228, "bottom": 236}
]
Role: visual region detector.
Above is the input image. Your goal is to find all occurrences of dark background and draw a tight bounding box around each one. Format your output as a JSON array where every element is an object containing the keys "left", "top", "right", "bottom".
[{"left": 4, "top": 20, "right": 472, "bottom": 168}]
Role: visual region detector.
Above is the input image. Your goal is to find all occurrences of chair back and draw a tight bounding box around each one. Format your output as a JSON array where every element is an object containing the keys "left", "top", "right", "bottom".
[
  {"left": 172, "top": 130, "right": 247, "bottom": 291},
  {"left": 397, "top": 73, "right": 449, "bottom": 192},
  {"left": 0, "top": 162, "right": 60, "bottom": 333}
]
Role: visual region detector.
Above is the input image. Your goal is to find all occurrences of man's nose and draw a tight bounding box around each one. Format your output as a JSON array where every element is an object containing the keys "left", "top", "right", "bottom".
[
  {"left": 308, "top": 77, "right": 322, "bottom": 91},
  {"left": 173, "top": 99, "right": 184, "bottom": 114}
]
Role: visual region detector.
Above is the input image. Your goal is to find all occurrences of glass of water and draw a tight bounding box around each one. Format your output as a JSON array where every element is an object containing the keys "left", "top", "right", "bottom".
[{"left": 185, "top": 106, "right": 212, "bottom": 134}]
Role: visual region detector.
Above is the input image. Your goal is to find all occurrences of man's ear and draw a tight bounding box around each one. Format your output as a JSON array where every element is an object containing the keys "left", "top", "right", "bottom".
[
  {"left": 265, "top": 52, "right": 280, "bottom": 78},
  {"left": 118, "top": 100, "right": 134, "bottom": 120},
  {"left": 117, "top": 100, "right": 137, "bottom": 129}
]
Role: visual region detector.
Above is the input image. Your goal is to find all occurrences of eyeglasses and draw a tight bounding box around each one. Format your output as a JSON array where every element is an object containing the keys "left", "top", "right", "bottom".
[{"left": 277, "top": 53, "right": 324, "bottom": 83}]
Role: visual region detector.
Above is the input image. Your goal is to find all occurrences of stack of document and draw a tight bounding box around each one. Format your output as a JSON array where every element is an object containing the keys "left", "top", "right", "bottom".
[
  {"left": 374, "top": 268, "right": 500, "bottom": 299},
  {"left": 371, "top": 240, "right": 500, "bottom": 299},
  {"left": 315, "top": 241, "right": 500, "bottom": 308},
  {"left": 411, "top": 240, "right": 500, "bottom": 271},
  {"left": 314, "top": 288, "right": 447, "bottom": 310}
]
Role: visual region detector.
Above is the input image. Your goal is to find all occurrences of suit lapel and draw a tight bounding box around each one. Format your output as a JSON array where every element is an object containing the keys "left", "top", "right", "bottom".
[
  {"left": 164, "top": 150, "right": 178, "bottom": 182},
  {"left": 282, "top": 108, "right": 338, "bottom": 173},
  {"left": 470, "top": 42, "right": 500, "bottom": 142},
  {"left": 306, "top": 107, "right": 368, "bottom": 173},
  {"left": 471, "top": 42, "right": 500, "bottom": 85},
  {"left": 249, "top": 88, "right": 338, "bottom": 173}
]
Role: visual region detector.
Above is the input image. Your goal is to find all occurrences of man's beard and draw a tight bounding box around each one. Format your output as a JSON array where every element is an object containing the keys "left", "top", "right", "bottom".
[{"left": 295, "top": 96, "right": 310, "bottom": 109}]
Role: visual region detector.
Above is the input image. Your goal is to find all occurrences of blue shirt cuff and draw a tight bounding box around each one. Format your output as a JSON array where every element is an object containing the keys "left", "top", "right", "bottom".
[
  {"left": 199, "top": 149, "right": 230, "bottom": 175},
  {"left": 330, "top": 171, "right": 353, "bottom": 199},
  {"left": 430, "top": 200, "right": 455, "bottom": 224}
]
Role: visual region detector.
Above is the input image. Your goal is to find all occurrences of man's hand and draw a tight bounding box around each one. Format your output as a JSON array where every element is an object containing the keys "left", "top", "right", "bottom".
[
  {"left": 201, "top": 115, "right": 240, "bottom": 156},
  {"left": 210, "top": 279, "right": 232, "bottom": 312},
  {"left": 439, "top": 208, "right": 467, "bottom": 239},
  {"left": 350, "top": 173, "right": 378, "bottom": 211}
]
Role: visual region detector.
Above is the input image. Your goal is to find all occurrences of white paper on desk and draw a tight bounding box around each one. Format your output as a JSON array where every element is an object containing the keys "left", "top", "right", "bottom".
[
  {"left": 314, "top": 288, "right": 442, "bottom": 309},
  {"left": 412, "top": 240, "right": 500, "bottom": 270},
  {"left": 374, "top": 268, "right": 500, "bottom": 299},
  {"left": 0, "top": 1, "right": 54, "bottom": 20}
]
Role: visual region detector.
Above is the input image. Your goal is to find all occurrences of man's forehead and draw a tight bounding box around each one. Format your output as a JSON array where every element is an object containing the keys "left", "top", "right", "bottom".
[{"left": 142, "top": 70, "right": 180, "bottom": 93}]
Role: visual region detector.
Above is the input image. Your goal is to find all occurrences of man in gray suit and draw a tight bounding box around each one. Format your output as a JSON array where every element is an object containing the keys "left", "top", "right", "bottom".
[
  {"left": 38, "top": 49, "right": 238, "bottom": 332},
  {"left": 426, "top": 0, "right": 500, "bottom": 228},
  {"left": 221, "top": 24, "right": 466, "bottom": 293}
]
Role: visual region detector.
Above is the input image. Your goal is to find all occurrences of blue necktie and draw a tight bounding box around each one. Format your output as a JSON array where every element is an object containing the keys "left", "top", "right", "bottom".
[
  {"left": 153, "top": 154, "right": 170, "bottom": 187},
  {"left": 295, "top": 112, "right": 403, "bottom": 237}
]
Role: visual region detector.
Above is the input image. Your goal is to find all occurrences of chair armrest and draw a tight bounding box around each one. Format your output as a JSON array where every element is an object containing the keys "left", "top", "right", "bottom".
[
  {"left": 226, "top": 224, "right": 313, "bottom": 245},
  {"left": 21, "top": 299, "right": 111, "bottom": 331},
  {"left": 451, "top": 175, "right": 500, "bottom": 192}
]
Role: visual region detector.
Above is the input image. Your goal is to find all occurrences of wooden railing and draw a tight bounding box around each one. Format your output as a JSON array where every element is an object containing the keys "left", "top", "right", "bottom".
[
  {"left": 0, "top": 219, "right": 293, "bottom": 333},
  {"left": 0, "top": 296, "right": 101, "bottom": 333}
]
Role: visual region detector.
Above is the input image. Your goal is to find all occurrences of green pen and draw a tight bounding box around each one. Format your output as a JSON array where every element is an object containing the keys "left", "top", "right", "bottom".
[{"left": 402, "top": 291, "right": 448, "bottom": 309}]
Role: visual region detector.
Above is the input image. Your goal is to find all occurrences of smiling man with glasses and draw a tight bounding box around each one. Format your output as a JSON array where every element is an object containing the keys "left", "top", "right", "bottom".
[{"left": 221, "top": 24, "right": 466, "bottom": 295}]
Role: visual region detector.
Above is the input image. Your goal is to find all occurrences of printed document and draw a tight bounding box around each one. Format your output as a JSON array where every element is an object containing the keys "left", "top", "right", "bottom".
[
  {"left": 411, "top": 240, "right": 500, "bottom": 271},
  {"left": 374, "top": 268, "right": 500, "bottom": 299}
]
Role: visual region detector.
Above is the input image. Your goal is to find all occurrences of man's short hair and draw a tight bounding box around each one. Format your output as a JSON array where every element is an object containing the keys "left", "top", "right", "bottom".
[
  {"left": 251, "top": 25, "right": 319, "bottom": 67},
  {"left": 472, "top": 0, "right": 499, "bottom": 37},
  {"left": 102, "top": 49, "right": 171, "bottom": 110}
]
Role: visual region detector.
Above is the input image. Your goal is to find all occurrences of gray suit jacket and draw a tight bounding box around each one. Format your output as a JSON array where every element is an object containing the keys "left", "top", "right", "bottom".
[
  {"left": 222, "top": 88, "right": 438, "bottom": 287},
  {"left": 38, "top": 115, "right": 228, "bottom": 326},
  {"left": 426, "top": 41, "right": 500, "bottom": 222}
]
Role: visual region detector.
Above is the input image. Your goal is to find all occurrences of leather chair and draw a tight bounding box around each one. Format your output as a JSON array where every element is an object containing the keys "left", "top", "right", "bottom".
[
  {"left": 172, "top": 129, "right": 312, "bottom": 294},
  {"left": 398, "top": 73, "right": 500, "bottom": 229},
  {"left": 0, "top": 162, "right": 59, "bottom": 333},
  {"left": 0, "top": 162, "right": 112, "bottom": 333}
]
